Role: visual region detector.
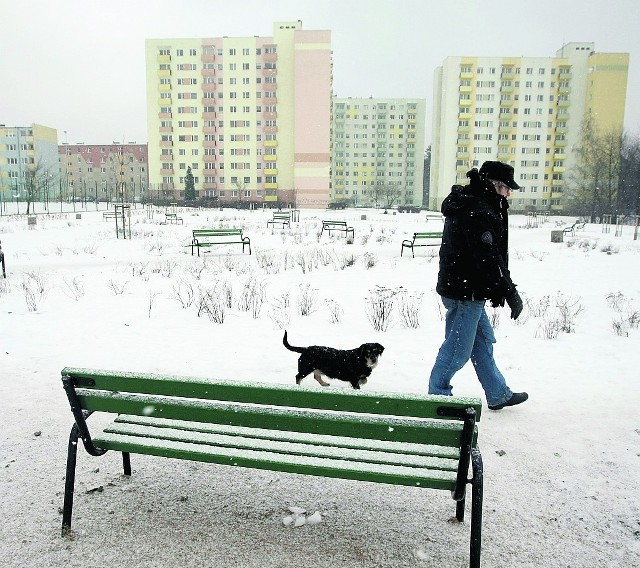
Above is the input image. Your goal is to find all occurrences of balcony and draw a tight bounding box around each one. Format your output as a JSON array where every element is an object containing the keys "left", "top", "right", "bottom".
[
  {"left": 160, "top": 168, "right": 174, "bottom": 175},
  {"left": 158, "top": 84, "right": 171, "bottom": 92},
  {"left": 159, "top": 126, "right": 173, "bottom": 133},
  {"left": 263, "top": 52, "right": 277, "bottom": 63},
  {"left": 159, "top": 140, "right": 173, "bottom": 147},
  {"left": 202, "top": 83, "right": 216, "bottom": 92},
  {"left": 264, "top": 126, "right": 278, "bottom": 134},
  {"left": 202, "top": 111, "right": 216, "bottom": 119},
  {"left": 263, "top": 97, "right": 277, "bottom": 105},
  {"left": 263, "top": 111, "right": 277, "bottom": 119},
  {"left": 157, "top": 54, "right": 171, "bottom": 63},
  {"left": 158, "top": 112, "right": 172, "bottom": 119},
  {"left": 201, "top": 54, "right": 215, "bottom": 63},
  {"left": 459, "top": 85, "right": 472, "bottom": 93},
  {"left": 158, "top": 69, "right": 171, "bottom": 78},
  {"left": 264, "top": 140, "right": 278, "bottom": 147},
  {"left": 203, "top": 140, "right": 217, "bottom": 148},
  {"left": 458, "top": 99, "right": 472, "bottom": 107},
  {"left": 553, "top": 166, "right": 566, "bottom": 173},
  {"left": 262, "top": 67, "right": 277, "bottom": 77},
  {"left": 458, "top": 112, "right": 472, "bottom": 120},
  {"left": 264, "top": 155, "right": 277, "bottom": 162},
  {"left": 265, "top": 182, "right": 278, "bottom": 189},
  {"left": 202, "top": 68, "right": 216, "bottom": 77},
  {"left": 460, "top": 72, "right": 473, "bottom": 80},
  {"left": 264, "top": 168, "right": 278, "bottom": 175}
]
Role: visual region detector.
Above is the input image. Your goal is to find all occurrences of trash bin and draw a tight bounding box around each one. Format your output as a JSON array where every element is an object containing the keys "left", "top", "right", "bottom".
[{"left": 550, "top": 230, "right": 564, "bottom": 243}]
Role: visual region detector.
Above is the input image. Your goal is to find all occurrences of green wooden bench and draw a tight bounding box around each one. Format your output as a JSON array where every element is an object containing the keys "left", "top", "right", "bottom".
[
  {"left": 189, "top": 228, "right": 251, "bottom": 256},
  {"left": 401, "top": 232, "right": 443, "bottom": 257},
  {"left": 102, "top": 211, "right": 117, "bottom": 221},
  {"left": 267, "top": 212, "right": 291, "bottom": 229},
  {"left": 321, "top": 220, "right": 355, "bottom": 239},
  {"left": 163, "top": 212, "right": 183, "bottom": 225},
  {"left": 60, "top": 367, "right": 484, "bottom": 567}
]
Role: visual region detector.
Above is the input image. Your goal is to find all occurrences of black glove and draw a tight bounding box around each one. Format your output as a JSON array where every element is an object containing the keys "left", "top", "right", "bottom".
[{"left": 505, "top": 290, "right": 524, "bottom": 320}]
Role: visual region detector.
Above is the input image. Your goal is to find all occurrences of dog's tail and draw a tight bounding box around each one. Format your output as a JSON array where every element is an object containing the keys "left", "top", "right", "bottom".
[{"left": 283, "top": 330, "right": 304, "bottom": 353}]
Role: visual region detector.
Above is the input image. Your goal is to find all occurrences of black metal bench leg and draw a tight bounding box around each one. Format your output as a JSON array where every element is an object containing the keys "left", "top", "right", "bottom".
[
  {"left": 62, "top": 424, "right": 80, "bottom": 535},
  {"left": 469, "top": 447, "right": 484, "bottom": 568},
  {"left": 456, "top": 497, "right": 466, "bottom": 523},
  {"left": 122, "top": 452, "right": 131, "bottom": 476}
]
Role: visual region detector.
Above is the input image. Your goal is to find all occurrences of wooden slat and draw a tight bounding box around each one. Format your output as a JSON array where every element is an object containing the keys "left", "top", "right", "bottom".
[
  {"left": 62, "top": 368, "right": 482, "bottom": 422},
  {"left": 103, "top": 420, "right": 459, "bottom": 471},
  {"left": 93, "top": 431, "right": 458, "bottom": 490},
  {"left": 76, "top": 391, "right": 469, "bottom": 447}
]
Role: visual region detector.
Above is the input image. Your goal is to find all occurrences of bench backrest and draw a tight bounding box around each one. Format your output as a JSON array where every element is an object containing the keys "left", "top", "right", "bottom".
[
  {"left": 414, "top": 232, "right": 443, "bottom": 238},
  {"left": 193, "top": 229, "right": 243, "bottom": 237},
  {"left": 323, "top": 221, "right": 347, "bottom": 227},
  {"left": 273, "top": 213, "right": 290, "bottom": 219},
  {"left": 62, "top": 367, "right": 481, "bottom": 448}
]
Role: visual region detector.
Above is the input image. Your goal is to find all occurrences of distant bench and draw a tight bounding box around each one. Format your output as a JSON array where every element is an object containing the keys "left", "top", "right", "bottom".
[
  {"left": 563, "top": 220, "right": 586, "bottom": 236},
  {"left": 401, "top": 232, "right": 443, "bottom": 257},
  {"left": 321, "top": 220, "right": 354, "bottom": 239},
  {"left": 103, "top": 211, "right": 117, "bottom": 221},
  {"left": 267, "top": 212, "right": 291, "bottom": 229},
  {"left": 189, "top": 228, "right": 251, "bottom": 256},
  {"left": 60, "top": 367, "right": 484, "bottom": 567},
  {"left": 162, "top": 212, "right": 183, "bottom": 225}
]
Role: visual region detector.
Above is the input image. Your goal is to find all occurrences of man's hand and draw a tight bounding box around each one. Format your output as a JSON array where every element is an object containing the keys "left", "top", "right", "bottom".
[{"left": 505, "top": 290, "right": 524, "bottom": 320}]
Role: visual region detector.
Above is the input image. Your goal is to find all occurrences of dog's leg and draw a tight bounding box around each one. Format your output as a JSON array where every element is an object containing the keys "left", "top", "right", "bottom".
[{"left": 313, "top": 370, "right": 330, "bottom": 387}]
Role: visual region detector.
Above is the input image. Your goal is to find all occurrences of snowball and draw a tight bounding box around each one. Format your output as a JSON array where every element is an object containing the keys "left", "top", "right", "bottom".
[
  {"left": 282, "top": 516, "right": 294, "bottom": 527},
  {"left": 142, "top": 405, "right": 155, "bottom": 416},
  {"left": 293, "top": 515, "right": 306, "bottom": 527},
  {"left": 306, "top": 511, "right": 322, "bottom": 525}
]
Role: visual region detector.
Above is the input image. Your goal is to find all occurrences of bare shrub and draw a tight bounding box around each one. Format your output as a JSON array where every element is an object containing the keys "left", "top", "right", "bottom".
[
  {"left": 295, "top": 248, "right": 319, "bottom": 274},
  {"left": 255, "top": 249, "right": 282, "bottom": 274},
  {"left": 600, "top": 243, "right": 619, "bottom": 255},
  {"left": 63, "top": 276, "right": 85, "bottom": 301},
  {"left": 82, "top": 242, "right": 99, "bottom": 255},
  {"left": 365, "top": 286, "right": 399, "bottom": 332},
  {"left": 19, "top": 279, "right": 38, "bottom": 311},
  {"left": 196, "top": 286, "right": 226, "bottom": 324},
  {"left": 107, "top": 279, "right": 129, "bottom": 296},
  {"left": 363, "top": 252, "right": 377, "bottom": 270},
  {"left": 269, "top": 294, "right": 291, "bottom": 329},
  {"left": 335, "top": 252, "right": 359, "bottom": 270},
  {"left": 397, "top": 289, "right": 423, "bottom": 329},
  {"left": 186, "top": 258, "right": 209, "bottom": 280},
  {"left": 554, "top": 292, "right": 585, "bottom": 333},
  {"left": 297, "top": 283, "right": 319, "bottom": 316},
  {"left": 536, "top": 316, "right": 561, "bottom": 340},
  {"left": 170, "top": 278, "right": 195, "bottom": 309},
  {"left": 147, "top": 290, "right": 161, "bottom": 318},
  {"left": 145, "top": 240, "right": 166, "bottom": 255},
  {"left": 325, "top": 299, "right": 343, "bottom": 324},
  {"left": 159, "top": 259, "right": 178, "bottom": 278},
  {"left": 129, "top": 262, "right": 149, "bottom": 279},
  {"left": 606, "top": 292, "right": 640, "bottom": 336},
  {"left": 526, "top": 295, "right": 550, "bottom": 318},
  {"left": 237, "top": 277, "right": 266, "bottom": 318},
  {"left": 0, "top": 278, "right": 10, "bottom": 295}
]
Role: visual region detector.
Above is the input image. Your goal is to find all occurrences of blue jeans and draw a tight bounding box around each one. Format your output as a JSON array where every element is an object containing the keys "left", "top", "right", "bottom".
[{"left": 428, "top": 297, "right": 512, "bottom": 406}]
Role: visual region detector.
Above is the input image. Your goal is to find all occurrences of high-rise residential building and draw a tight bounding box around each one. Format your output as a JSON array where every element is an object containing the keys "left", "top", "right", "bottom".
[
  {"left": 145, "top": 21, "right": 332, "bottom": 209},
  {"left": 331, "top": 98, "right": 426, "bottom": 208},
  {"left": 0, "top": 123, "right": 58, "bottom": 204},
  {"left": 58, "top": 143, "right": 148, "bottom": 203},
  {"left": 430, "top": 43, "right": 629, "bottom": 212}
]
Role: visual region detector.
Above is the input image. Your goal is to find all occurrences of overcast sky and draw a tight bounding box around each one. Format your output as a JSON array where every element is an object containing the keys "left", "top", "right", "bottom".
[{"left": 1, "top": 0, "right": 637, "bottom": 145}]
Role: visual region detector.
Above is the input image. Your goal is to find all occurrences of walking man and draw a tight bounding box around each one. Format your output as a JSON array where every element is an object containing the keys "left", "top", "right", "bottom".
[{"left": 428, "top": 161, "right": 527, "bottom": 410}]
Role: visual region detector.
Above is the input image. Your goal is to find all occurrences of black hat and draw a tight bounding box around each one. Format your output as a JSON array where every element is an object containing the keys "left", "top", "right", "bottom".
[{"left": 479, "top": 161, "right": 520, "bottom": 190}]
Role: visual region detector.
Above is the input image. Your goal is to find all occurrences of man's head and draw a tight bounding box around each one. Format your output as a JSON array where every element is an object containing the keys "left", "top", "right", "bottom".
[{"left": 479, "top": 161, "right": 520, "bottom": 197}]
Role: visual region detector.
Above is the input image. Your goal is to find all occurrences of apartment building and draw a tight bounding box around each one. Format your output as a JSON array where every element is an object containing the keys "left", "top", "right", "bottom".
[
  {"left": 430, "top": 43, "right": 629, "bottom": 212},
  {"left": 58, "top": 143, "right": 148, "bottom": 203},
  {"left": 0, "top": 123, "right": 58, "bottom": 202},
  {"left": 145, "top": 21, "right": 332, "bottom": 208},
  {"left": 331, "top": 98, "right": 426, "bottom": 208}
]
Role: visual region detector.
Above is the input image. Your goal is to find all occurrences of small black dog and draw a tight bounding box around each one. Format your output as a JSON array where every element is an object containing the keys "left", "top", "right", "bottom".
[{"left": 283, "top": 331, "right": 384, "bottom": 389}]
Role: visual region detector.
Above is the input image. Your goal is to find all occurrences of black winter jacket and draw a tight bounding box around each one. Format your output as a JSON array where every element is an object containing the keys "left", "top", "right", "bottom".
[{"left": 436, "top": 170, "right": 516, "bottom": 305}]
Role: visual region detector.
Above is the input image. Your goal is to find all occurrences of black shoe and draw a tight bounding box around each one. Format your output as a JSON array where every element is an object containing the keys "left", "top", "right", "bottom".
[{"left": 488, "top": 392, "right": 528, "bottom": 410}]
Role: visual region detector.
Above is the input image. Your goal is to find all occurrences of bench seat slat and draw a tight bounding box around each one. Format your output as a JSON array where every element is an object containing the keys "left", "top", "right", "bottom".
[
  {"left": 103, "top": 420, "right": 459, "bottom": 471},
  {"left": 115, "top": 415, "right": 461, "bottom": 460},
  {"left": 93, "top": 431, "right": 458, "bottom": 490}
]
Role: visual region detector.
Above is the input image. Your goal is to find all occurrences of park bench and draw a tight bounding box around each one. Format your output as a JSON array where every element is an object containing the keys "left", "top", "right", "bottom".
[
  {"left": 189, "top": 228, "right": 251, "bottom": 256},
  {"left": 563, "top": 220, "right": 586, "bottom": 236},
  {"left": 401, "top": 232, "right": 443, "bottom": 257},
  {"left": 267, "top": 212, "right": 291, "bottom": 229},
  {"left": 102, "top": 211, "right": 117, "bottom": 221},
  {"left": 60, "top": 367, "right": 484, "bottom": 567},
  {"left": 162, "top": 212, "right": 183, "bottom": 225},
  {"left": 321, "top": 220, "right": 355, "bottom": 239}
]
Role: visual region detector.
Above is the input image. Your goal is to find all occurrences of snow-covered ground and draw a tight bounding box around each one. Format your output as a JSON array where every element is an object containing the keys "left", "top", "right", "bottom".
[{"left": 1, "top": 204, "right": 639, "bottom": 567}]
